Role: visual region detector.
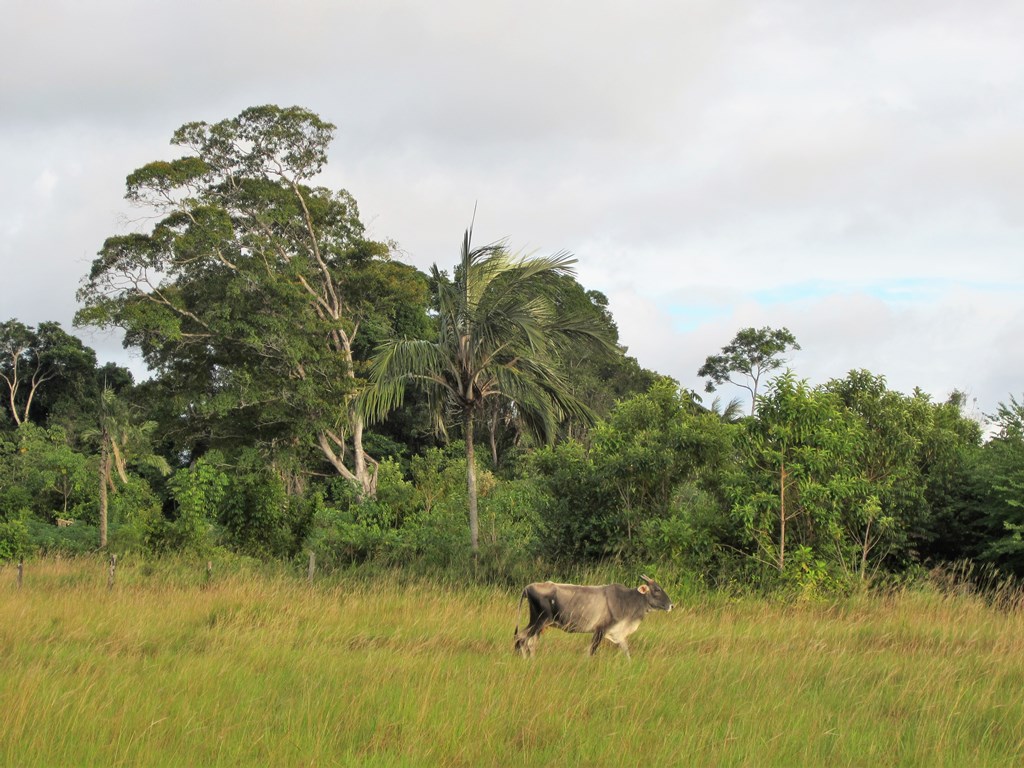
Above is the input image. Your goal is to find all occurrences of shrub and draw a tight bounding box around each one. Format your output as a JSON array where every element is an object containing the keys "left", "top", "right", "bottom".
[{"left": 0, "top": 512, "right": 30, "bottom": 560}]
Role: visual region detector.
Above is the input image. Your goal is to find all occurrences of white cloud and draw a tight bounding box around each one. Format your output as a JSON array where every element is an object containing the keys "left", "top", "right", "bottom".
[{"left": 1, "top": 0, "right": 1023, "bottom": 414}]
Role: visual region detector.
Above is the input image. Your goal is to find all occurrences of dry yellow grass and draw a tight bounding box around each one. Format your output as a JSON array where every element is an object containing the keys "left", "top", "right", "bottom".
[{"left": 2, "top": 556, "right": 1023, "bottom": 766}]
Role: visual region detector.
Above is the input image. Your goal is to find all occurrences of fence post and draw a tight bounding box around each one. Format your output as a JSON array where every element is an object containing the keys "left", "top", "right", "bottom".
[
  {"left": 108, "top": 553, "right": 117, "bottom": 591},
  {"left": 307, "top": 550, "right": 316, "bottom": 584},
  {"left": 206, "top": 560, "right": 213, "bottom": 582},
  {"left": 17, "top": 557, "right": 23, "bottom": 589}
]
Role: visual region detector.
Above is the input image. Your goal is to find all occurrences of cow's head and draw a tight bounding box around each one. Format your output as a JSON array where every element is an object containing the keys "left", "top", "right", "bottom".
[{"left": 638, "top": 575, "right": 674, "bottom": 611}]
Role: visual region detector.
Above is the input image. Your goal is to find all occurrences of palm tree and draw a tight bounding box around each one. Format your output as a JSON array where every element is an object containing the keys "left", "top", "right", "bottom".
[
  {"left": 364, "top": 226, "right": 612, "bottom": 555},
  {"left": 710, "top": 395, "right": 746, "bottom": 423},
  {"left": 84, "top": 387, "right": 169, "bottom": 548}
]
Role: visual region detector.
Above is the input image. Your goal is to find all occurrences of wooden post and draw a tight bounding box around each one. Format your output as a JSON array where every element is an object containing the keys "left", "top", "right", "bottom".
[
  {"left": 206, "top": 560, "right": 213, "bottom": 582},
  {"left": 108, "top": 553, "right": 117, "bottom": 591},
  {"left": 307, "top": 551, "right": 316, "bottom": 584},
  {"left": 17, "top": 557, "right": 23, "bottom": 589}
]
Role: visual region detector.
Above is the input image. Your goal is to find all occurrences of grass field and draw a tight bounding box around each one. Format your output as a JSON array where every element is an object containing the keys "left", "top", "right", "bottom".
[{"left": 2, "top": 557, "right": 1024, "bottom": 767}]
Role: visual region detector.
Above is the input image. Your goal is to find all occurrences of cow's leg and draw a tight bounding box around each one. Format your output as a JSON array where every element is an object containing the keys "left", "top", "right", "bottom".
[
  {"left": 615, "top": 638, "right": 632, "bottom": 660},
  {"left": 516, "top": 590, "right": 551, "bottom": 658},
  {"left": 589, "top": 627, "right": 605, "bottom": 656},
  {"left": 514, "top": 630, "right": 532, "bottom": 657}
]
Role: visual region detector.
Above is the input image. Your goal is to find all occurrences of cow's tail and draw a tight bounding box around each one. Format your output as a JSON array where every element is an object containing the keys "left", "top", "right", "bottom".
[{"left": 514, "top": 587, "right": 528, "bottom": 636}]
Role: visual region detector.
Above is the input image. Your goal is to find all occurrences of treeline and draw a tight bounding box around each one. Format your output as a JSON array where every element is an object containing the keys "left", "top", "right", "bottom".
[{"left": 2, "top": 104, "right": 1022, "bottom": 591}]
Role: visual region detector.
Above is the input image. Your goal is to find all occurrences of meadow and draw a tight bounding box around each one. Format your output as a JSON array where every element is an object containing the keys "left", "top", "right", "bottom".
[{"left": 2, "top": 557, "right": 1024, "bottom": 767}]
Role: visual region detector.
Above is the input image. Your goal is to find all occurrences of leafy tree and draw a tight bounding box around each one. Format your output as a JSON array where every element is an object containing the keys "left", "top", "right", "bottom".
[
  {"left": 76, "top": 105, "right": 429, "bottom": 497},
  {"left": 365, "top": 225, "right": 612, "bottom": 554},
  {"left": 732, "top": 372, "right": 857, "bottom": 574},
  {"left": 220, "top": 449, "right": 314, "bottom": 558},
  {"left": 523, "top": 380, "right": 737, "bottom": 563},
  {"left": 698, "top": 326, "right": 801, "bottom": 416},
  {"left": 544, "top": 279, "right": 658, "bottom": 443},
  {"left": 971, "top": 396, "right": 1024, "bottom": 573},
  {"left": 590, "top": 378, "right": 733, "bottom": 549},
  {"left": 909, "top": 390, "right": 985, "bottom": 563},
  {"left": 165, "top": 451, "right": 230, "bottom": 551},
  {"left": 0, "top": 423, "right": 91, "bottom": 522},
  {"left": 460, "top": 277, "right": 655, "bottom": 471},
  {"left": 821, "top": 371, "right": 930, "bottom": 576},
  {"left": 0, "top": 320, "right": 99, "bottom": 428},
  {"left": 707, "top": 395, "right": 746, "bottom": 423},
  {"left": 527, "top": 439, "right": 611, "bottom": 562}
]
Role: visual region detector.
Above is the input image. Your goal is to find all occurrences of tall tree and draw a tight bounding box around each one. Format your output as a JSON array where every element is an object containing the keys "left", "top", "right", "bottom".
[
  {"left": 698, "top": 326, "right": 801, "bottom": 416},
  {"left": 0, "top": 320, "right": 98, "bottom": 428},
  {"left": 364, "top": 226, "right": 612, "bottom": 554},
  {"left": 76, "top": 105, "right": 428, "bottom": 497}
]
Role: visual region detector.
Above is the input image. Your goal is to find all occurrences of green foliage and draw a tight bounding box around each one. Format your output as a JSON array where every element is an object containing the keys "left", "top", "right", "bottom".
[
  {"left": 636, "top": 482, "right": 740, "bottom": 574},
  {"left": 24, "top": 517, "right": 99, "bottom": 556},
  {"left": 3, "top": 105, "right": 1016, "bottom": 584},
  {"left": 304, "top": 504, "right": 408, "bottom": 569},
  {"left": 528, "top": 439, "right": 613, "bottom": 561},
  {"left": 698, "top": 325, "right": 800, "bottom": 415},
  {"left": 165, "top": 452, "right": 230, "bottom": 552},
  {"left": 365, "top": 224, "right": 614, "bottom": 553},
  {"left": 77, "top": 104, "right": 432, "bottom": 497},
  {"left": 303, "top": 447, "right": 548, "bottom": 576},
  {"left": 591, "top": 378, "right": 734, "bottom": 548},
  {"left": 732, "top": 372, "right": 875, "bottom": 576},
  {"left": 0, "top": 424, "right": 92, "bottom": 521},
  {"left": 220, "top": 450, "right": 311, "bottom": 559},
  {"left": 0, "top": 512, "right": 29, "bottom": 560},
  {"left": 0, "top": 319, "right": 104, "bottom": 428},
  {"left": 973, "top": 395, "right": 1024, "bottom": 573},
  {"left": 525, "top": 381, "right": 737, "bottom": 565}
]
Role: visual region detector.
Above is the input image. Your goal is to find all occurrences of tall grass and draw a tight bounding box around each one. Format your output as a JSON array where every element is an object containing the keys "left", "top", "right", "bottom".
[{"left": 2, "top": 556, "right": 1023, "bottom": 766}]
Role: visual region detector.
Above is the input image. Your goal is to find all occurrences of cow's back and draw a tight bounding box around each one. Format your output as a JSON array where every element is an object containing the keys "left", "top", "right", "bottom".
[
  {"left": 547, "top": 583, "right": 614, "bottom": 633},
  {"left": 523, "top": 582, "right": 610, "bottom": 633}
]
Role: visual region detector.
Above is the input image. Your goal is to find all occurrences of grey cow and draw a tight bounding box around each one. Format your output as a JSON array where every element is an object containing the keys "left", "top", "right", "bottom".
[{"left": 513, "top": 576, "right": 673, "bottom": 658}]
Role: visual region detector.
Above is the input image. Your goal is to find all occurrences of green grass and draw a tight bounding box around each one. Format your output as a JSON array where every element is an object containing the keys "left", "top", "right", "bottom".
[{"left": 2, "top": 557, "right": 1024, "bottom": 766}]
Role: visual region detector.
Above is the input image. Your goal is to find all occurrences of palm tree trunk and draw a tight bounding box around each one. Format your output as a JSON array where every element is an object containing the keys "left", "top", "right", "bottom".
[
  {"left": 465, "top": 409, "right": 479, "bottom": 556},
  {"left": 99, "top": 443, "right": 109, "bottom": 549}
]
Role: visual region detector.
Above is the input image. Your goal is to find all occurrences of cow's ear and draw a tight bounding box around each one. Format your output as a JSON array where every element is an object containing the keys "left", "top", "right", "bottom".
[{"left": 638, "top": 584, "right": 650, "bottom": 594}]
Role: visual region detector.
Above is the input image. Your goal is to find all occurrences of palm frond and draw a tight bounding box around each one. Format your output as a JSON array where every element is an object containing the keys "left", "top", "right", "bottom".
[{"left": 362, "top": 338, "right": 451, "bottom": 424}]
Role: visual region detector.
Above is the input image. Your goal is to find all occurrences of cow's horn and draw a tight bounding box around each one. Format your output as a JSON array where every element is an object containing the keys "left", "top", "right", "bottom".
[{"left": 641, "top": 574, "right": 652, "bottom": 583}]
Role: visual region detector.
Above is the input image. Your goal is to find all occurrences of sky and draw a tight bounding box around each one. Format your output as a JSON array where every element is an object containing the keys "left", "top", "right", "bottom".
[{"left": 2, "top": 0, "right": 1023, "bottom": 419}]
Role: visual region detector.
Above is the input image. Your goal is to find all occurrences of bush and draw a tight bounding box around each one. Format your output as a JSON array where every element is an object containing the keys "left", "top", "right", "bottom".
[
  {"left": 165, "top": 452, "right": 229, "bottom": 552},
  {"left": 26, "top": 518, "right": 98, "bottom": 556},
  {"left": 220, "top": 450, "right": 313, "bottom": 559},
  {"left": 0, "top": 512, "right": 30, "bottom": 560},
  {"left": 304, "top": 504, "right": 410, "bottom": 569}
]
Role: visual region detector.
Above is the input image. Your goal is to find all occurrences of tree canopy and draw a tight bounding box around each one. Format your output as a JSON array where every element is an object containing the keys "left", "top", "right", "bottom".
[
  {"left": 76, "top": 105, "right": 430, "bottom": 497},
  {"left": 698, "top": 326, "right": 801, "bottom": 416},
  {"left": 2, "top": 103, "right": 1019, "bottom": 594}
]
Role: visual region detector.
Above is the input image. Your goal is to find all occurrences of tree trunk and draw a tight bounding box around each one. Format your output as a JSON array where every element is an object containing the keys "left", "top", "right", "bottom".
[
  {"left": 489, "top": 409, "right": 499, "bottom": 470},
  {"left": 350, "top": 410, "right": 376, "bottom": 498},
  {"left": 465, "top": 409, "right": 479, "bottom": 556},
  {"left": 98, "top": 443, "right": 109, "bottom": 549},
  {"left": 860, "top": 517, "right": 872, "bottom": 580},
  {"left": 778, "top": 461, "right": 786, "bottom": 572},
  {"left": 316, "top": 421, "right": 377, "bottom": 500}
]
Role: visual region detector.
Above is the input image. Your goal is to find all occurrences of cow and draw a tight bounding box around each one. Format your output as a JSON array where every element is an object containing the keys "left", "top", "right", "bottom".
[{"left": 513, "top": 575, "right": 673, "bottom": 659}]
